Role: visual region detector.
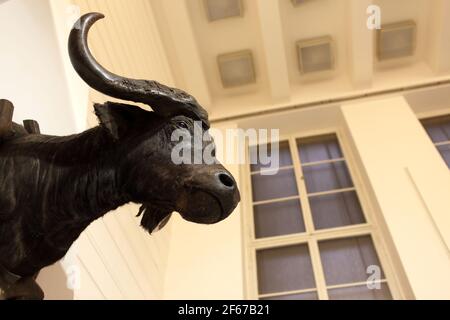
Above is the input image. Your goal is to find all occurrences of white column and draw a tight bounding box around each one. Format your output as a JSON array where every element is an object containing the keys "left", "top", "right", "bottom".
[
  {"left": 49, "top": 0, "right": 90, "bottom": 132},
  {"left": 255, "top": 0, "right": 291, "bottom": 102},
  {"left": 346, "top": 0, "right": 374, "bottom": 88},
  {"left": 426, "top": 0, "right": 450, "bottom": 74},
  {"left": 342, "top": 96, "right": 450, "bottom": 299},
  {"left": 153, "top": 0, "right": 212, "bottom": 108}
]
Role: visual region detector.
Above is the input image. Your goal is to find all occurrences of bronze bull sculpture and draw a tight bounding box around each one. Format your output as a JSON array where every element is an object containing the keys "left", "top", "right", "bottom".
[{"left": 0, "top": 13, "right": 240, "bottom": 300}]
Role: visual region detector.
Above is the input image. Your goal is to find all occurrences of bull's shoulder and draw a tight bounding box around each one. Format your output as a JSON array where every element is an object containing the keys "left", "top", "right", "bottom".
[
  {"left": 1, "top": 123, "right": 58, "bottom": 146},
  {"left": 11, "top": 123, "right": 29, "bottom": 137},
  {"left": 0, "top": 123, "right": 28, "bottom": 150},
  {"left": 0, "top": 124, "right": 51, "bottom": 155},
  {"left": 0, "top": 123, "right": 35, "bottom": 151},
  {"left": 0, "top": 123, "right": 30, "bottom": 140}
]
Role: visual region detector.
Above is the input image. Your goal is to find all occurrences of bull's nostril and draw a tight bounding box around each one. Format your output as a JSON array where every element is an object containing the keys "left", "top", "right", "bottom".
[{"left": 218, "top": 173, "right": 234, "bottom": 188}]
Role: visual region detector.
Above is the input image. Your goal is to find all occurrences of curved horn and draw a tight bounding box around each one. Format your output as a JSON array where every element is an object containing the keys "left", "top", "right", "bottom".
[{"left": 68, "top": 12, "right": 209, "bottom": 128}]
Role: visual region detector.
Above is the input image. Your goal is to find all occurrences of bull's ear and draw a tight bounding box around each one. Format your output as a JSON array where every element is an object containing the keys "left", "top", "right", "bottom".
[{"left": 94, "top": 102, "right": 134, "bottom": 139}]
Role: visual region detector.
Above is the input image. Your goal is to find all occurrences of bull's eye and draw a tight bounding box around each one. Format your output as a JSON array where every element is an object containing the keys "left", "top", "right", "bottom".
[{"left": 177, "top": 121, "right": 189, "bottom": 129}]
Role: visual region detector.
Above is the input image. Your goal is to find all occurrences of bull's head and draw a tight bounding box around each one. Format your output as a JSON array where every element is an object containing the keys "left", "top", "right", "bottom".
[{"left": 68, "top": 13, "right": 240, "bottom": 233}]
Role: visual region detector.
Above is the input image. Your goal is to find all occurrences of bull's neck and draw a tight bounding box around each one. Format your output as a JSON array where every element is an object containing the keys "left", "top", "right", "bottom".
[
  {"left": 63, "top": 159, "right": 129, "bottom": 219},
  {"left": 49, "top": 127, "right": 130, "bottom": 219}
]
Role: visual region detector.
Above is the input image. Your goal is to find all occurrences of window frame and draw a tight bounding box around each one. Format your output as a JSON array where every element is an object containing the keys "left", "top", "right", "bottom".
[
  {"left": 240, "top": 127, "right": 405, "bottom": 300},
  {"left": 419, "top": 112, "right": 450, "bottom": 169}
]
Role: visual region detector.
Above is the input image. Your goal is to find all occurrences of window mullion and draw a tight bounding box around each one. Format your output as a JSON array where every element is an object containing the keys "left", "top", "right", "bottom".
[
  {"left": 308, "top": 239, "right": 329, "bottom": 300},
  {"left": 288, "top": 137, "right": 315, "bottom": 234},
  {"left": 259, "top": 287, "right": 318, "bottom": 299},
  {"left": 289, "top": 137, "right": 329, "bottom": 299},
  {"left": 249, "top": 249, "right": 259, "bottom": 299},
  {"left": 435, "top": 140, "right": 450, "bottom": 147},
  {"left": 326, "top": 279, "right": 387, "bottom": 290},
  {"left": 307, "top": 187, "right": 356, "bottom": 198},
  {"left": 301, "top": 157, "right": 346, "bottom": 167},
  {"left": 242, "top": 143, "right": 260, "bottom": 299}
]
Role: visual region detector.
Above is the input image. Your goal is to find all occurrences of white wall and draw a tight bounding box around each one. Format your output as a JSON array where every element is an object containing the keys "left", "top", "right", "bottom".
[
  {"left": 0, "top": 0, "right": 76, "bottom": 134},
  {"left": 0, "top": 0, "right": 78, "bottom": 300}
]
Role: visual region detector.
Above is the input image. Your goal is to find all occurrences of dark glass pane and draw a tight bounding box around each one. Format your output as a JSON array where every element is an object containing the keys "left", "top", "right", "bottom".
[
  {"left": 309, "top": 191, "right": 366, "bottom": 230},
  {"left": 328, "top": 284, "right": 392, "bottom": 300},
  {"left": 254, "top": 199, "right": 305, "bottom": 239},
  {"left": 250, "top": 141, "right": 293, "bottom": 172},
  {"left": 319, "top": 236, "right": 385, "bottom": 286},
  {"left": 423, "top": 118, "right": 450, "bottom": 143},
  {"left": 261, "top": 291, "right": 318, "bottom": 300},
  {"left": 256, "top": 245, "right": 315, "bottom": 295},
  {"left": 297, "top": 135, "right": 343, "bottom": 164},
  {"left": 303, "top": 162, "right": 354, "bottom": 194},
  {"left": 438, "top": 144, "right": 450, "bottom": 168},
  {"left": 251, "top": 169, "right": 298, "bottom": 202}
]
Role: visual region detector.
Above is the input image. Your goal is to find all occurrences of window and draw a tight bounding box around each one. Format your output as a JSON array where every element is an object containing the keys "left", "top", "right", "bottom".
[
  {"left": 243, "top": 133, "right": 398, "bottom": 300},
  {"left": 421, "top": 115, "right": 450, "bottom": 169}
]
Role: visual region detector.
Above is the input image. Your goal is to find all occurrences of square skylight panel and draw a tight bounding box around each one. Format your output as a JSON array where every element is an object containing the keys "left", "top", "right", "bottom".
[
  {"left": 218, "top": 50, "right": 256, "bottom": 87},
  {"left": 291, "top": 0, "right": 311, "bottom": 6},
  {"left": 204, "top": 0, "right": 243, "bottom": 22},
  {"left": 296, "top": 37, "right": 334, "bottom": 74},
  {"left": 377, "top": 21, "right": 416, "bottom": 60}
]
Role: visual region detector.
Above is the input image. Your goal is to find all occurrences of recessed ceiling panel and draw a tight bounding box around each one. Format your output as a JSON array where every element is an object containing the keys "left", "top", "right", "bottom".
[
  {"left": 377, "top": 21, "right": 417, "bottom": 60},
  {"left": 218, "top": 50, "right": 256, "bottom": 87},
  {"left": 296, "top": 36, "right": 334, "bottom": 74},
  {"left": 291, "top": 0, "right": 311, "bottom": 7},
  {"left": 204, "top": 0, "right": 243, "bottom": 22}
]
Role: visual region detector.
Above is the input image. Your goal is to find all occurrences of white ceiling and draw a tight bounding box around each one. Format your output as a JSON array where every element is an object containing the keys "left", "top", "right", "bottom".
[{"left": 149, "top": 0, "right": 450, "bottom": 121}]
